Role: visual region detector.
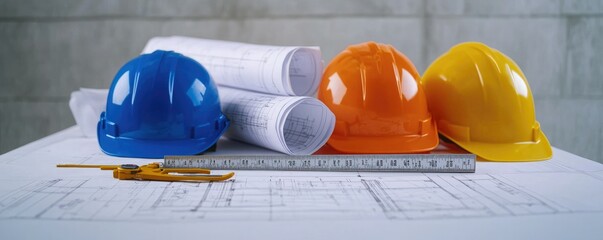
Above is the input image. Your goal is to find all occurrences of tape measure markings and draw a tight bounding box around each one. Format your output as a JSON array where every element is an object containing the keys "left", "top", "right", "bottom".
[{"left": 164, "top": 154, "right": 476, "bottom": 173}]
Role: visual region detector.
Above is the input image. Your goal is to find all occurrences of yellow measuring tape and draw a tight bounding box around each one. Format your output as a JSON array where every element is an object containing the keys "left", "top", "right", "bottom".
[{"left": 57, "top": 163, "right": 234, "bottom": 182}]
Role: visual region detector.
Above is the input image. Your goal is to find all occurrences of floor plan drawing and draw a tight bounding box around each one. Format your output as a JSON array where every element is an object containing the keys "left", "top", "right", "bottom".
[
  {"left": 1, "top": 130, "right": 602, "bottom": 224},
  {"left": 0, "top": 173, "right": 587, "bottom": 222}
]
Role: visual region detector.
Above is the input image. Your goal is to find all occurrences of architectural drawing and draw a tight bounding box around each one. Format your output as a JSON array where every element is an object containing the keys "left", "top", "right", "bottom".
[
  {"left": 0, "top": 173, "right": 584, "bottom": 222},
  {"left": 1, "top": 131, "right": 602, "bottom": 224},
  {"left": 220, "top": 88, "right": 334, "bottom": 155},
  {"left": 142, "top": 36, "right": 323, "bottom": 96}
]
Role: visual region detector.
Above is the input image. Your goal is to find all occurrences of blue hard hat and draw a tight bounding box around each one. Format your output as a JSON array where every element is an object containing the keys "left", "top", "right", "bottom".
[{"left": 97, "top": 50, "right": 229, "bottom": 158}]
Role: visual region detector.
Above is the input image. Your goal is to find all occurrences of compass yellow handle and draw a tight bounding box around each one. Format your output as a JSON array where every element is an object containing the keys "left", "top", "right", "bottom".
[
  {"left": 58, "top": 163, "right": 235, "bottom": 182},
  {"left": 136, "top": 171, "right": 235, "bottom": 182},
  {"left": 160, "top": 168, "right": 212, "bottom": 174}
]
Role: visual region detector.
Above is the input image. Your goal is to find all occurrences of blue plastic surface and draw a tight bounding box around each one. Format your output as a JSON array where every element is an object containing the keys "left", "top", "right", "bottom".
[{"left": 97, "top": 50, "right": 229, "bottom": 158}]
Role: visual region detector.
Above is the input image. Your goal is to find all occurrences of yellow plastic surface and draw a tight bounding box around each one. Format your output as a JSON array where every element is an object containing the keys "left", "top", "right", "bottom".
[
  {"left": 57, "top": 163, "right": 234, "bottom": 182},
  {"left": 318, "top": 41, "right": 438, "bottom": 153},
  {"left": 421, "top": 42, "right": 552, "bottom": 161}
]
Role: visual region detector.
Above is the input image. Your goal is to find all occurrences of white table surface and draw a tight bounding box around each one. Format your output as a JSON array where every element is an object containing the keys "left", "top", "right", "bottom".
[{"left": 1, "top": 126, "right": 602, "bottom": 240}]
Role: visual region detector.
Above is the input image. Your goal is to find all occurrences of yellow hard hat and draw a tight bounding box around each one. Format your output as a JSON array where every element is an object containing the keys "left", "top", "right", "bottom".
[{"left": 421, "top": 42, "right": 552, "bottom": 161}]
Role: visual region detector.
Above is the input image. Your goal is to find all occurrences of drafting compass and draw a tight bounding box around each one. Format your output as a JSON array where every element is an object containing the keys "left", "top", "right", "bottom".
[{"left": 57, "top": 162, "right": 234, "bottom": 182}]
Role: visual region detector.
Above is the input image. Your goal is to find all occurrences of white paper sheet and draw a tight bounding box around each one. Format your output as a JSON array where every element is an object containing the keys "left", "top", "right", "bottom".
[
  {"left": 219, "top": 87, "right": 335, "bottom": 155},
  {"left": 142, "top": 36, "right": 323, "bottom": 96},
  {"left": 1, "top": 127, "right": 603, "bottom": 239},
  {"left": 68, "top": 88, "right": 108, "bottom": 138}
]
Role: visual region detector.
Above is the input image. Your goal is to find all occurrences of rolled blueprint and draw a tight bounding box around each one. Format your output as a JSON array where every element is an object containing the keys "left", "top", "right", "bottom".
[
  {"left": 219, "top": 87, "right": 335, "bottom": 155},
  {"left": 142, "top": 36, "right": 323, "bottom": 96}
]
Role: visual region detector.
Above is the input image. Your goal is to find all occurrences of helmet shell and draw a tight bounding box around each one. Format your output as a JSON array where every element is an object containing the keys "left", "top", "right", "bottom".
[
  {"left": 422, "top": 42, "right": 552, "bottom": 161},
  {"left": 98, "top": 50, "right": 229, "bottom": 158},
  {"left": 318, "top": 42, "right": 438, "bottom": 153}
]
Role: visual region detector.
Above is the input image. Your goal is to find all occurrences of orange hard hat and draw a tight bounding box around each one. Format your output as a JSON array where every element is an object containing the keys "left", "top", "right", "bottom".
[{"left": 317, "top": 42, "right": 438, "bottom": 153}]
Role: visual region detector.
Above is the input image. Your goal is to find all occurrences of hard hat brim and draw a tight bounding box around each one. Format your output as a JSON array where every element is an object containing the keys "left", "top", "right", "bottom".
[
  {"left": 97, "top": 121, "right": 228, "bottom": 159},
  {"left": 440, "top": 130, "right": 553, "bottom": 162},
  {"left": 326, "top": 132, "right": 439, "bottom": 154}
]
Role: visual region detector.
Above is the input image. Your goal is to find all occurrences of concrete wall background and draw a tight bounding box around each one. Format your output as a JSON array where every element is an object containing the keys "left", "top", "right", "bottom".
[{"left": 0, "top": 0, "right": 601, "bottom": 162}]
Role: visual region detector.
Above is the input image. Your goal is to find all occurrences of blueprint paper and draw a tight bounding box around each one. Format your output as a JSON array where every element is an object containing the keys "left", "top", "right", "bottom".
[
  {"left": 1, "top": 127, "right": 603, "bottom": 224},
  {"left": 219, "top": 88, "right": 335, "bottom": 155},
  {"left": 2, "top": 127, "right": 603, "bottom": 240},
  {"left": 142, "top": 36, "right": 323, "bottom": 96},
  {"left": 68, "top": 88, "right": 108, "bottom": 138}
]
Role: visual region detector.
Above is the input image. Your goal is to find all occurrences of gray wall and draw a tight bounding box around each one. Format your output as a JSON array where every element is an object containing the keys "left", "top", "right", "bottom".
[{"left": 1, "top": 0, "right": 602, "bottom": 162}]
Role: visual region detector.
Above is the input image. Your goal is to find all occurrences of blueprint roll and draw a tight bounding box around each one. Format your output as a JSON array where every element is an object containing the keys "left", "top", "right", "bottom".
[
  {"left": 142, "top": 36, "right": 323, "bottom": 97},
  {"left": 218, "top": 87, "right": 335, "bottom": 155}
]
